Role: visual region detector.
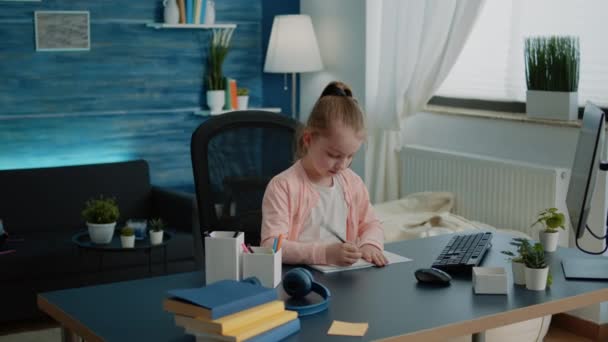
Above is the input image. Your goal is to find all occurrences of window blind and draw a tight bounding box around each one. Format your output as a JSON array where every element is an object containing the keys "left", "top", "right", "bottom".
[{"left": 435, "top": 0, "right": 608, "bottom": 107}]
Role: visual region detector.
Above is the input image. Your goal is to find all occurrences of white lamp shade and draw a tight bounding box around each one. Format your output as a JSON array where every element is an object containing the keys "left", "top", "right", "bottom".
[{"left": 264, "top": 15, "right": 323, "bottom": 73}]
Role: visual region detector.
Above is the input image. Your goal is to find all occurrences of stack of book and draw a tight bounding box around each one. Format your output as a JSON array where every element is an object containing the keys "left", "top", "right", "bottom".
[
  {"left": 163, "top": 279, "right": 300, "bottom": 341},
  {"left": 178, "top": 0, "right": 207, "bottom": 24}
]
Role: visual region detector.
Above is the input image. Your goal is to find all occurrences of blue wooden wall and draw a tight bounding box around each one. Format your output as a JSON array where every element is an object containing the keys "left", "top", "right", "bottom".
[{"left": 0, "top": 0, "right": 297, "bottom": 193}]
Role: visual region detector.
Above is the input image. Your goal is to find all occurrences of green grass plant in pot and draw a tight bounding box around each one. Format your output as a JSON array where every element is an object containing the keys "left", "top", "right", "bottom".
[
  {"left": 82, "top": 196, "right": 120, "bottom": 244},
  {"left": 501, "top": 237, "right": 531, "bottom": 285},
  {"left": 525, "top": 35, "right": 580, "bottom": 120},
  {"left": 206, "top": 27, "right": 234, "bottom": 114},
  {"left": 149, "top": 218, "right": 166, "bottom": 245},
  {"left": 532, "top": 208, "right": 565, "bottom": 252},
  {"left": 120, "top": 226, "right": 135, "bottom": 248},
  {"left": 236, "top": 87, "right": 249, "bottom": 110}
]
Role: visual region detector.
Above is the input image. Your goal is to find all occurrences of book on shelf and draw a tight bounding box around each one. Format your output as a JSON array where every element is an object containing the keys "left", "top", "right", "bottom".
[
  {"left": 184, "top": 311, "right": 299, "bottom": 342},
  {"left": 194, "top": 0, "right": 201, "bottom": 24},
  {"left": 177, "top": 0, "right": 186, "bottom": 24},
  {"left": 200, "top": 0, "right": 207, "bottom": 24},
  {"left": 229, "top": 79, "right": 238, "bottom": 110},
  {"left": 186, "top": 0, "right": 194, "bottom": 24},
  {"left": 223, "top": 78, "right": 237, "bottom": 110},
  {"left": 163, "top": 279, "right": 277, "bottom": 320},
  {"left": 174, "top": 300, "right": 285, "bottom": 335}
]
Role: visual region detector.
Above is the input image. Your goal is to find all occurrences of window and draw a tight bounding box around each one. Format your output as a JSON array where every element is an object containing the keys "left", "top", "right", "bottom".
[{"left": 434, "top": 0, "right": 608, "bottom": 108}]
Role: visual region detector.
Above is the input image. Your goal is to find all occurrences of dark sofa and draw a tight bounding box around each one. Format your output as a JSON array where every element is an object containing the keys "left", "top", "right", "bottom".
[{"left": 0, "top": 160, "right": 198, "bottom": 323}]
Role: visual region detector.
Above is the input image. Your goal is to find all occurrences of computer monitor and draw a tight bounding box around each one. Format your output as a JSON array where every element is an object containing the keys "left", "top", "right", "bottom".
[
  {"left": 566, "top": 102, "right": 605, "bottom": 240},
  {"left": 562, "top": 102, "right": 608, "bottom": 280}
]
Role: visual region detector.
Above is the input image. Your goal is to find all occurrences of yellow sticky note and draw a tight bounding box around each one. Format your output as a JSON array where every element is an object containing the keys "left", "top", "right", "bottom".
[{"left": 327, "top": 320, "right": 369, "bottom": 337}]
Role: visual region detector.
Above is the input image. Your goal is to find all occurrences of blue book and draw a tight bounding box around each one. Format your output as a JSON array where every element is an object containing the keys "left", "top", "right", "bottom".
[
  {"left": 200, "top": 0, "right": 207, "bottom": 24},
  {"left": 186, "top": 0, "right": 194, "bottom": 24},
  {"left": 166, "top": 279, "right": 277, "bottom": 320},
  {"left": 248, "top": 319, "right": 301, "bottom": 342}
]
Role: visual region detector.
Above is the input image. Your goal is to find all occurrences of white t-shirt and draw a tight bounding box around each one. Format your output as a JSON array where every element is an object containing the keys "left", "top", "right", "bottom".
[{"left": 298, "top": 177, "right": 348, "bottom": 243}]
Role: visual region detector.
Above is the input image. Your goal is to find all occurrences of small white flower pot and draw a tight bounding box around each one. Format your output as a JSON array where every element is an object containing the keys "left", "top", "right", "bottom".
[
  {"left": 207, "top": 90, "right": 225, "bottom": 114},
  {"left": 87, "top": 222, "right": 116, "bottom": 244},
  {"left": 526, "top": 90, "right": 578, "bottom": 121},
  {"left": 237, "top": 95, "right": 249, "bottom": 110},
  {"left": 539, "top": 230, "right": 560, "bottom": 252},
  {"left": 512, "top": 261, "right": 526, "bottom": 285},
  {"left": 150, "top": 230, "right": 164, "bottom": 245},
  {"left": 121, "top": 235, "right": 135, "bottom": 248},
  {"left": 525, "top": 266, "right": 549, "bottom": 291}
]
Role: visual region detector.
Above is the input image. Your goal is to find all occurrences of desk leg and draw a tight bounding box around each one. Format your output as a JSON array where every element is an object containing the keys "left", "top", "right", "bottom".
[
  {"left": 472, "top": 331, "right": 486, "bottom": 342},
  {"left": 61, "top": 326, "right": 81, "bottom": 342}
]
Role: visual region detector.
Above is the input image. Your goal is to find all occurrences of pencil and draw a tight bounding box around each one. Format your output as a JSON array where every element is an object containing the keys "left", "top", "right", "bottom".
[
  {"left": 276, "top": 234, "right": 284, "bottom": 251},
  {"left": 323, "top": 225, "right": 346, "bottom": 243},
  {"left": 272, "top": 237, "right": 278, "bottom": 252}
]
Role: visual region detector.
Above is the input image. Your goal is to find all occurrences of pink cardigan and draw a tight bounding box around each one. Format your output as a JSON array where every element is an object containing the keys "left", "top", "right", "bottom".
[{"left": 261, "top": 160, "right": 384, "bottom": 265}]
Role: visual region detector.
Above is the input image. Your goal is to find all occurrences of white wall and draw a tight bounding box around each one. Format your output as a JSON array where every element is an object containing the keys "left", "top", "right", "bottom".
[{"left": 300, "top": 0, "right": 366, "bottom": 177}]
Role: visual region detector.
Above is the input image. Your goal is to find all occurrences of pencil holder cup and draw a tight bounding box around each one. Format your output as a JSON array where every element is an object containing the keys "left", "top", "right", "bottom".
[
  {"left": 242, "top": 247, "right": 282, "bottom": 288},
  {"left": 204, "top": 231, "right": 244, "bottom": 285}
]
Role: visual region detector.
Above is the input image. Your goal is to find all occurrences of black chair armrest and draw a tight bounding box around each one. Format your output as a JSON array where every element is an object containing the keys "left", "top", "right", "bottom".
[{"left": 150, "top": 187, "right": 196, "bottom": 234}]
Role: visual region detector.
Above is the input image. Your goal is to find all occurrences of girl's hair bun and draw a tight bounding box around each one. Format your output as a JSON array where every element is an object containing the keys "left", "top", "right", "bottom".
[{"left": 320, "top": 81, "right": 353, "bottom": 98}]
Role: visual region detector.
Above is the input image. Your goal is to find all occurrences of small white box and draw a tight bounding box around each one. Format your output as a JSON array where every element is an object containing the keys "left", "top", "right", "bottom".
[
  {"left": 204, "top": 231, "right": 244, "bottom": 285},
  {"left": 243, "top": 247, "right": 282, "bottom": 288},
  {"left": 473, "top": 267, "right": 508, "bottom": 295}
]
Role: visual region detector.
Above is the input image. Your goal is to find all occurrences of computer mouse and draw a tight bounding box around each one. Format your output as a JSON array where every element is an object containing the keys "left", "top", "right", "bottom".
[{"left": 415, "top": 267, "right": 452, "bottom": 285}]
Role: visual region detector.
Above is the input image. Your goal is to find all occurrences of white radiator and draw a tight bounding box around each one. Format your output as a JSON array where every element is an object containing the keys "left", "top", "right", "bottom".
[{"left": 401, "top": 145, "right": 570, "bottom": 239}]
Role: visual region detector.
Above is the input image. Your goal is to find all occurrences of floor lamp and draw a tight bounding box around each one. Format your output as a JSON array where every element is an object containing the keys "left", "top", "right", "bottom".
[{"left": 264, "top": 15, "right": 323, "bottom": 120}]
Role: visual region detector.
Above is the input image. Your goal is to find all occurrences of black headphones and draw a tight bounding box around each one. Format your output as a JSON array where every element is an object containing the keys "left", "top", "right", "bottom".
[{"left": 282, "top": 268, "right": 331, "bottom": 316}]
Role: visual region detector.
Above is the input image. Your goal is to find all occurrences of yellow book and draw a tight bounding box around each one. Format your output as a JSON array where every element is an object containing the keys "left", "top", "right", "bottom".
[
  {"left": 194, "top": 0, "right": 202, "bottom": 24},
  {"left": 163, "top": 298, "right": 212, "bottom": 320},
  {"left": 174, "top": 300, "right": 285, "bottom": 335},
  {"left": 184, "top": 310, "right": 298, "bottom": 342}
]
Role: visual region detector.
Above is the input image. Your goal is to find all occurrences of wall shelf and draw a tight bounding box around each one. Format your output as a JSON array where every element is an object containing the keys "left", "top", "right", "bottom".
[
  {"left": 145, "top": 22, "right": 237, "bottom": 29},
  {"left": 194, "top": 107, "right": 281, "bottom": 116}
]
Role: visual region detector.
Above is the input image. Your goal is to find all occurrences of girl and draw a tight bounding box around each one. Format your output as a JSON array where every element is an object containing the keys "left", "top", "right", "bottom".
[{"left": 261, "top": 81, "right": 387, "bottom": 267}]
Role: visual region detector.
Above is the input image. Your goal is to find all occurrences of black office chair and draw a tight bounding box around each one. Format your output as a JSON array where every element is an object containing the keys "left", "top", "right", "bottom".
[{"left": 191, "top": 111, "right": 299, "bottom": 250}]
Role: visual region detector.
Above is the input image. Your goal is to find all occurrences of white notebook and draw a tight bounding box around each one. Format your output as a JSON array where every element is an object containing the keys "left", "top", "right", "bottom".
[{"left": 309, "top": 251, "right": 412, "bottom": 274}]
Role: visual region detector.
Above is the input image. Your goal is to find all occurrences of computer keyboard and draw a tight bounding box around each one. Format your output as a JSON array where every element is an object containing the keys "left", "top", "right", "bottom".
[{"left": 431, "top": 232, "right": 493, "bottom": 274}]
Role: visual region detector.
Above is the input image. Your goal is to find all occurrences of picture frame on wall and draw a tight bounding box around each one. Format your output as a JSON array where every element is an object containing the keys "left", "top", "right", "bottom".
[{"left": 35, "top": 11, "right": 90, "bottom": 51}]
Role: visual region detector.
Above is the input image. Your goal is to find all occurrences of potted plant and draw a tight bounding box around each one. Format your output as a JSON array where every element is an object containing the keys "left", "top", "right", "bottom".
[
  {"left": 237, "top": 87, "right": 249, "bottom": 110},
  {"left": 206, "top": 28, "right": 234, "bottom": 114},
  {"left": 525, "top": 35, "right": 580, "bottom": 121},
  {"left": 501, "top": 238, "right": 531, "bottom": 285},
  {"left": 120, "top": 226, "right": 135, "bottom": 248},
  {"left": 523, "top": 242, "right": 551, "bottom": 291},
  {"left": 149, "top": 218, "right": 166, "bottom": 245},
  {"left": 82, "top": 196, "right": 120, "bottom": 244},
  {"left": 532, "top": 208, "right": 565, "bottom": 252}
]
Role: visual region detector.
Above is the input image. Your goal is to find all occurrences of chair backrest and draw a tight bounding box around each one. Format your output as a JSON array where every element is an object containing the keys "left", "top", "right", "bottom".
[{"left": 191, "top": 111, "right": 299, "bottom": 245}]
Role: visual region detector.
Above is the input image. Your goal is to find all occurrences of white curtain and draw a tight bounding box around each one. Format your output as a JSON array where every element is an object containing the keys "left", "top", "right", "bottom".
[{"left": 365, "top": 0, "right": 485, "bottom": 203}]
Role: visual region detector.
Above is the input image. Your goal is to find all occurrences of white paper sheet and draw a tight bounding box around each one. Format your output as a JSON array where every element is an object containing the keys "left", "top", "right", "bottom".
[{"left": 309, "top": 251, "right": 412, "bottom": 274}]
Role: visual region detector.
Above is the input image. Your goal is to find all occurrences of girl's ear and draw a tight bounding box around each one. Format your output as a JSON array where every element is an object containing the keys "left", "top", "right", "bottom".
[{"left": 302, "top": 130, "right": 312, "bottom": 148}]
